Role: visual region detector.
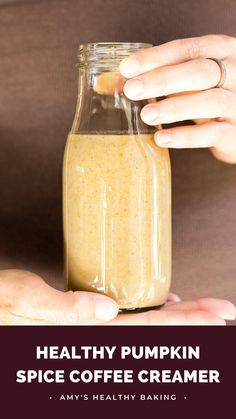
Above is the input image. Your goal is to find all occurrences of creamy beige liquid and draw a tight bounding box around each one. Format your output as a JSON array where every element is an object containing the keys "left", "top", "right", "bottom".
[{"left": 63, "top": 133, "right": 171, "bottom": 310}]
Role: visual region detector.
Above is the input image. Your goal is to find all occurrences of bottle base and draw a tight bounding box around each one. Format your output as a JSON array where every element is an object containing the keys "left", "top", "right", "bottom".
[{"left": 119, "top": 303, "right": 165, "bottom": 314}]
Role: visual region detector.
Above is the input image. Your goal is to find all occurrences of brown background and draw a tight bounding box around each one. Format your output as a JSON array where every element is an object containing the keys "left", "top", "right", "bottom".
[{"left": 0, "top": 0, "right": 235, "bottom": 313}]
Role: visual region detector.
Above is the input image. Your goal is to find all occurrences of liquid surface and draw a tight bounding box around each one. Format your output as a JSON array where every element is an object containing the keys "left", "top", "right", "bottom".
[{"left": 63, "top": 133, "right": 171, "bottom": 309}]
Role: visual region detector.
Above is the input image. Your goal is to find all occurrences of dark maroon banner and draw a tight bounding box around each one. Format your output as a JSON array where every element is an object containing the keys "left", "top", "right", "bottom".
[{"left": 0, "top": 326, "right": 235, "bottom": 419}]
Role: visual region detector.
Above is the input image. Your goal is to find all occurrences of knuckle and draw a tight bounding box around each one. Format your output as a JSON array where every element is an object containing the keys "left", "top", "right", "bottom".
[
  {"left": 6, "top": 271, "right": 43, "bottom": 312},
  {"left": 0, "top": 269, "right": 42, "bottom": 311},
  {"left": 220, "top": 34, "right": 236, "bottom": 49},
  {"left": 59, "top": 291, "right": 96, "bottom": 324},
  {"left": 208, "top": 34, "right": 234, "bottom": 51},
  {"left": 213, "top": 34, "right": 230, "bottom": 44},
  {"left": 182, "top": 38, "right": 200, "bottom": 60},
  {"left": 59, "top": 291, "right": 79, "bottom": 324},
  {"left": 197, "top": 58, "right": 214, "bottom": 83},
  {"left": 74, "top": 291, "right": 95, "bottom": 320},
  {"left": 149, "top": 45, "right": 160, "bottom": 63},
  {"left": 19, "top": 271, "right": 43, "bottom": 286},
  {"left": 215, "top": 34, "right": 236, "bottom": 56}
]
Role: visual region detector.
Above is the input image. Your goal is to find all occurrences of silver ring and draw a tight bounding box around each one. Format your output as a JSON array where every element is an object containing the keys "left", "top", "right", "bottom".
[{"left": 208, "top": 57, "right": 227, "bottom": 88}]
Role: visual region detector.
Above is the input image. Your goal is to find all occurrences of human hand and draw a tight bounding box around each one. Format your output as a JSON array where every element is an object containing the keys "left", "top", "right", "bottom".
[
  {"left": 107, "top": 293, "right": 236, "bottom": 325},
  {"left": 119, "top": 35, "right": 236, "bottom": 164},
  {"left": 1, "top": 270, "right": 235, "bottom": 325},
  {"left": 0, "top": 270, "right": 119, "bottom": 325}
]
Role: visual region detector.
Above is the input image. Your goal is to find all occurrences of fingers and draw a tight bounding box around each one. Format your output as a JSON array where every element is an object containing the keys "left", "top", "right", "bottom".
[
  {"left": 153, "top": 120, "right": 236, "bottom": 149},
  {"left": 0, "top": 270, "right": 233, "bottom": 326},
  {"left": 141, "top": 89, "right": 236, "bottom": 125},
  {"left": 119, "top": 35, "right": 235, "bottom": 78},
  {"left": 163, "top": 298, "right": 236, "bottom": 321},
  {"left": 0, "top": 270, "right": 119, "bottom": 325},
  {"left": 210, "top": 145, "right": 236, "bottom": 164},
  {"left": 107, "top": 296, "right": 233, "bottom": 325},
  {"left": 35, "top": 287, "right": 119, "bottom": 325},
  {"left": 106, "top": 309, "right": 226, "bottom": 326},
  {"left": 123, "top": 58, "right": 234, "bottom": 100},
  {"left": 167, "top": 293, "right": 181, "bottom": 303},
  {"left": 52, "top": 290, "right": 119, "bottom": 325}
]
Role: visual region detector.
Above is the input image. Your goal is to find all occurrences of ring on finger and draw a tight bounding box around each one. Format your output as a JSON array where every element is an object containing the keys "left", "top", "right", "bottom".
[{"left": 208, "top": 58, "right": 227, "bottom": 88}]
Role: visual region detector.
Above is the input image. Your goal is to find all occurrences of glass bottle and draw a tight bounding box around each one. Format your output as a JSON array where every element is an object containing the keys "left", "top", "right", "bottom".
[{"left": 63, "top": 42, "right": 171, "bottom": 312}]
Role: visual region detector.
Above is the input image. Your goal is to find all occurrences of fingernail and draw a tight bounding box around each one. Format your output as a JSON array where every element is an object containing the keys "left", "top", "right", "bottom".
[
  {"left": 95, "top": 300, "right": 118, "bottom": 321},
  {"left": 141, "top": 106, "right": 159, "bottom": 124},
  {"left": 168, "top": 293, "right": 181, "bottom": 303},
  {"left": 155, "top": 131, "right": 172, "bottom": 146},
  {"left": 223, "top": 313, "right": 236, "bottom": 321},
  {"left": 119, "top": 57, "right": 140, "bottom": 77},
  {"left": 222, "top": 302, "right": 236, "bottom": 320},
  {"left": 124, "top": 79, "right": 143, "bottom": 99},
  {"left": 222, "top": 306, "right": 236, "bottom": 321}
]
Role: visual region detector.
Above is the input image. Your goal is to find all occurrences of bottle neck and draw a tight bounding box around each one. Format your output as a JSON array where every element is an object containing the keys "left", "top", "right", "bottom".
[
  {"left": 72, "top": 42, "right": 155, "bottom": 135},
  {"left": 77, "top": 42, "right": 151, "bottom": 71}
]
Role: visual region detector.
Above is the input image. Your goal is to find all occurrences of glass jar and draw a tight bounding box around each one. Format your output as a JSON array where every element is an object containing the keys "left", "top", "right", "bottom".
[{"left": 63, "top": 42, "right": 171, "bottom": 312}]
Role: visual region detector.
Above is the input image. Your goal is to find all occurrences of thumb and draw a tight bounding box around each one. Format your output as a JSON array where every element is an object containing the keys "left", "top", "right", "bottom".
[
  {"left": 54, "top": 290, "right": 120, "bottom": 325},
  {"left": 3, "top": 270, "right": 119, "bottom": 324}
]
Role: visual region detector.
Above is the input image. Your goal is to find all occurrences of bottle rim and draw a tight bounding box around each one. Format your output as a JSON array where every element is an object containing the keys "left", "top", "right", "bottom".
[{"left": 77, "top": 42, "right": 152, "bottom": 68}]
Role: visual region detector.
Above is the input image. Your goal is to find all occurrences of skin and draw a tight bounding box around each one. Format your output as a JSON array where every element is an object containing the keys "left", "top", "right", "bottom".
[
  {"left": 119, "top": 34, "right": 236, "bottom": 164},
  {"left": 1, "top": 35, "right": 235, "bottom": 325},
  {"left": 0, "top": 270, "right": 235, "bottom": 325}
]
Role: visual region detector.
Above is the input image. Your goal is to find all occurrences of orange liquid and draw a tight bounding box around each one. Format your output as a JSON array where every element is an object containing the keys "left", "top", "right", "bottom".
[{"left": 63, "top": 133, "right": 171, "bottom": 310}]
